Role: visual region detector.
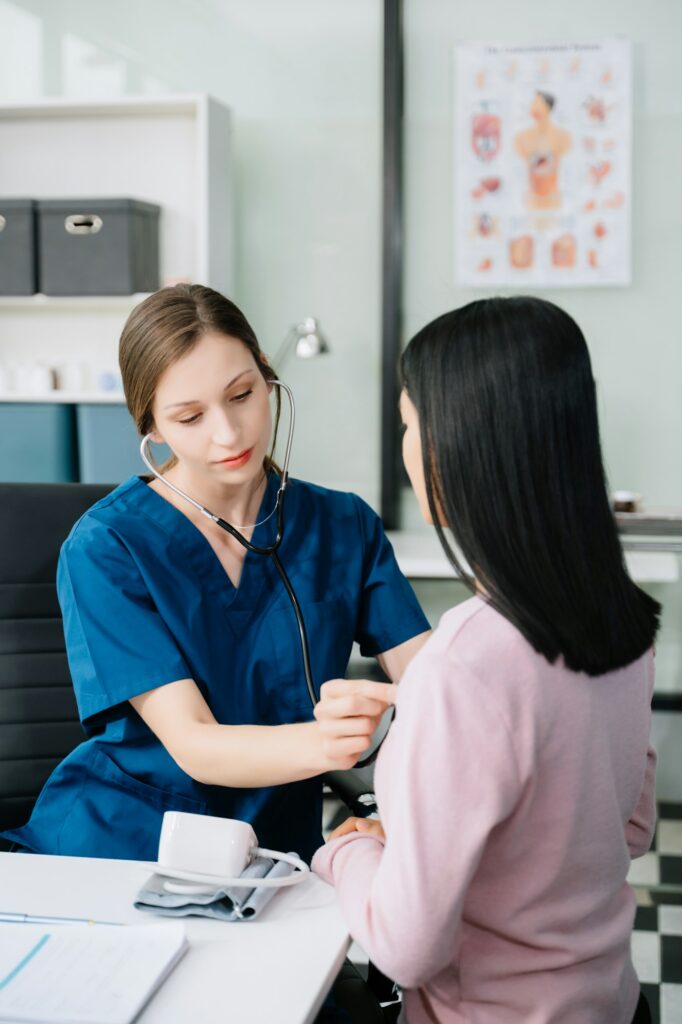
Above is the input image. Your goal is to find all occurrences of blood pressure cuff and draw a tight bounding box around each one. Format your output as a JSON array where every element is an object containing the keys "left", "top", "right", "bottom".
[{"left": 134, "top": 855, "right": 296, "bottom": 921}]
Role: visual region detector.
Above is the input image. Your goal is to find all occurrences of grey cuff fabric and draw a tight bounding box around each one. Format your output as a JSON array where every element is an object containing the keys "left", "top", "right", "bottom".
[{"left": 134, "top": 855, "right": 296, "bottom": 921}]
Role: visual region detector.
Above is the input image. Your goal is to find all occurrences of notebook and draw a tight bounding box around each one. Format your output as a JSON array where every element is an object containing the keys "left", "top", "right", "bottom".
[{"left": 0, "top": 922, "right": 187, "bottom": 1024}]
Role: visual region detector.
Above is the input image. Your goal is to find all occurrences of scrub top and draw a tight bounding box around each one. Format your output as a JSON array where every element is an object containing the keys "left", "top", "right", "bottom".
[{"left": 5, "top": 472, "right": 429, "bottom": 863}]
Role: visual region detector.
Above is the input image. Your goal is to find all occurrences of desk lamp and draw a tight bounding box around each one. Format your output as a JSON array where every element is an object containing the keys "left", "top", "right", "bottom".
[{"left": 273, "top": 317, "right": 331, "bottom": 369}]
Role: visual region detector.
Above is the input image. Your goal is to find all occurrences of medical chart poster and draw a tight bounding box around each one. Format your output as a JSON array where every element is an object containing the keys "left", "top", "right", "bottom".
[{"left": 454, "top": 39, "right": 632, "bottom": 288}]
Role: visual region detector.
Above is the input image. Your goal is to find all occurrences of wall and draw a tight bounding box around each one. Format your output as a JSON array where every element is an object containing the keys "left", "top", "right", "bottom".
[{"left": 2, "top": 0, "right": 679, "bottom": 511}]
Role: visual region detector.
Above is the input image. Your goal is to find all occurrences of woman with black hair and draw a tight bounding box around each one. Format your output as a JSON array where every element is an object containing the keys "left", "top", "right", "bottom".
[{"left": 312, "top": 297, "right": 659, "bottom": 1023}]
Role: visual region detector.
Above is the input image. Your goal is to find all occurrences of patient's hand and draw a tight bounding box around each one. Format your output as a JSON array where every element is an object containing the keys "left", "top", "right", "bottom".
[
  {"left": 328, "top": 816, "right": 386, "bottom": 842},
  {"left": 314, "top": 679, "right": 396, "bottom": 769}
]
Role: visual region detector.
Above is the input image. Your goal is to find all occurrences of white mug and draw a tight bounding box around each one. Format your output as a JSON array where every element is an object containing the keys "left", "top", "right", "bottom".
[
  {"left": 57, "top": 361, "right": 90, "bottom": 393},
  {"left": 27, "top": 364, "right": 55, "bottom": 394},
  {"left": 11, "top": 363, "right": 33, "bottom": 393},
  {"left": 158, "top": 811, "right": 257, "bottom": 879}
]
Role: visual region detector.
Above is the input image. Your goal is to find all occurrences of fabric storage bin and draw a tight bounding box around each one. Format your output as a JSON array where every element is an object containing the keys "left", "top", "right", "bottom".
[
  {"left": 0, "top": 199, "right": 37, "bottom": 295},
  {"left": 0, "top": 403, "right": 77, "bottom": 482},
  {"left": 37, "top": 198, "right": 160, "bottom": 296},
  {"left": 77, "top": 404, "right": 168, "bottom": 483}
]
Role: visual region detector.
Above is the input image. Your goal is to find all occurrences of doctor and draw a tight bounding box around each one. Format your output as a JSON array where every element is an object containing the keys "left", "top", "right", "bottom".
[{"left": 4, "top": 284, "right": 430, "bottom": 862}]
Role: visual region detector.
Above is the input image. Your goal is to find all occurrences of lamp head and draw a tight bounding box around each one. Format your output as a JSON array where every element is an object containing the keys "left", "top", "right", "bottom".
[
  {"left": 294, "top": 318, "right": 330, "bottom": 359},
  {"left": 272, "top": 316, "right": 331, "bottom": 370}
]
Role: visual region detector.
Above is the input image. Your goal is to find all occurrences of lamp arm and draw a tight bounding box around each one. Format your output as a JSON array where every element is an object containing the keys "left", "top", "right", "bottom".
[{"left": 271, "top": 327, "right": 298, "bottom": 371}]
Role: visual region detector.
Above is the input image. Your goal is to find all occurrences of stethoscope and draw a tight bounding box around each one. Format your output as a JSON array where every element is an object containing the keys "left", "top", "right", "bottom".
[{"left": 140, "top": 380, "right": 384, "bottom": 769}]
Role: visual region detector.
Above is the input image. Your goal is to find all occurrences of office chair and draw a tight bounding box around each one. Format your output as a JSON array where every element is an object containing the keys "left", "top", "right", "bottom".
[{"left": 0, "top": 482, "right": 114, "bottom": 845}]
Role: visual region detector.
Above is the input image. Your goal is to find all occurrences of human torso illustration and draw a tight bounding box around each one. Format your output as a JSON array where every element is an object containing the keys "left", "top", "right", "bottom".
[{"left": 514, "top": 92, "right": 572, "bottom": 210}]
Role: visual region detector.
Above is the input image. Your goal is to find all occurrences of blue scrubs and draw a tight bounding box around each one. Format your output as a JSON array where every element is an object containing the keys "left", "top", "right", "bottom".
[{"left": 5, "top": 472, "right": 428, "bottom": 863}]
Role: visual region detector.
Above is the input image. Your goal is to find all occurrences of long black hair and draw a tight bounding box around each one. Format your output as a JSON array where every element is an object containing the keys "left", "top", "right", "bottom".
[{"left": 401, "top": 296, "right": 660, "bottom": 676}]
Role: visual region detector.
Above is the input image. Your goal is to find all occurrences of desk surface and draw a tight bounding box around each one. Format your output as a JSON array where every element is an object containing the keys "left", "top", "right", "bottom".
[
  {"left": 386, "top": 530, "right": 682, "bottom": 708},
  {"left": 0, "top": 853, "right": 349, "bottom": 1024}
]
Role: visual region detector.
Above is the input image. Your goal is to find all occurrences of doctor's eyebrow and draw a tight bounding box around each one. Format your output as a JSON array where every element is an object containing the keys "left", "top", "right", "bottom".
[{"left": 163, "top": 369, "right": 256, "bottom": 409}]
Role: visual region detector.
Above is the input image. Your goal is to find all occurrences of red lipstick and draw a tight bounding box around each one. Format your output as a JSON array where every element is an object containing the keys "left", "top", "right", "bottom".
[{"left": 216, "top": 447, "right": 253, "bottom": 469}]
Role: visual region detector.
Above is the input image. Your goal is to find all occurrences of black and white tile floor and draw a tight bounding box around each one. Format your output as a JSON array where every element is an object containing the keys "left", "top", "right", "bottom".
[
  {"left": 323, "top": 797, "right": 682, "bottom": 1022},
  {"left": 629, "top": 802, "right": 682, "bottom": 1023}
]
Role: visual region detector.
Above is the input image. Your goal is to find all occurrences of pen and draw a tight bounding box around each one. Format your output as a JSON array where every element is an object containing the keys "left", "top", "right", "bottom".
[{"left": 0, "top": 912, "right": 121, "bottom": 926}]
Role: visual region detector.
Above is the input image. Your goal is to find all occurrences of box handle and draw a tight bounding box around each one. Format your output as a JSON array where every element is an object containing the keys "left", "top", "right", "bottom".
[
  {"left": 64, "top": 214, "right": 103, "bottom": 235},
  {"left": 0, "top": 215, "right": 6, "bottom": 232}
]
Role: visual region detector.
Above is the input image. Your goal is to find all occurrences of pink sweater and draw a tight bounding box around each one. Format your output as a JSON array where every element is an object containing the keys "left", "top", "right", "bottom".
[{"left": 312, "top": 597, "right": 656, "bottom": 1023}]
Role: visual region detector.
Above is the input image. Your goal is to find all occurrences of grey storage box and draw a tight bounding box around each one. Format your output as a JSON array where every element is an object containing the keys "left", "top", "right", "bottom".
[
  {"left": 0, "top": 199, "right": 37, "bottom": 295},
  {"left": 37, "top": 198, "right": 160, "bottom": 295}
]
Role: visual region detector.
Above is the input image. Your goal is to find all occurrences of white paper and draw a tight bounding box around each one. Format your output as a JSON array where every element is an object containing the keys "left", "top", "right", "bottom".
[
  {"left": 0, "top": 923, "right": 187, "bottom": 1024},
  {"left": 454, "top": 38, "right": 632, "bottom": 287}
]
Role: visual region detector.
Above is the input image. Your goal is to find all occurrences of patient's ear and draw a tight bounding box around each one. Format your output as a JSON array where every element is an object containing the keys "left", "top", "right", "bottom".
[{"left": 148, "top": 428, "right": 164, "bottom": 445}]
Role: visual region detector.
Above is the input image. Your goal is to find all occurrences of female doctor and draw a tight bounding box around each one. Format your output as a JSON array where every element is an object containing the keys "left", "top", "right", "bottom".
[{"left": 5, "top": 284, "right": 430, "bottom": 862}]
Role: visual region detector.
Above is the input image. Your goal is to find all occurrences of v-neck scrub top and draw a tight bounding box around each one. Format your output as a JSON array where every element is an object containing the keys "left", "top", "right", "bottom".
[{"left": 5, "top": 473, "right": 429, "bottom": 863}]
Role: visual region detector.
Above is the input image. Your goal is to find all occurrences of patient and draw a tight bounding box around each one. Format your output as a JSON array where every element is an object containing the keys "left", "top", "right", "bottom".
[{"left": 312, "top": 296, "right": 659, "bottom": 1024}]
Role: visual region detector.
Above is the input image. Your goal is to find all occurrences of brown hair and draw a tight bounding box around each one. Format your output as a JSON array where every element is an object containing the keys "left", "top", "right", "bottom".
[{"left": 119, "top": 283, "right": 281, "bottom": 470}]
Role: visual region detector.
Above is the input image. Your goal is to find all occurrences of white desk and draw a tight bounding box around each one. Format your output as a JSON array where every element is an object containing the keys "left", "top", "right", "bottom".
[
  {"left": 387, "top": 530, "right": 679, "bottom": 583},
  {"left": 0, "top": 853, "right": 349, "bottom": 1024},
  {"left": 387, "top": 529, "right": 682, "bottom": 710}
]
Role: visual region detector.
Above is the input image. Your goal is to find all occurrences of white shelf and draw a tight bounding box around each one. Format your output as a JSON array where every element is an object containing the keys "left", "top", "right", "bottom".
[
  {"left": 0, "top": 95, "right": 211, "bottom": 119},
  {"left": 0, "top": 93, "right": 233, "bottom": 294},
  {"left": 0, "top": 393, "right": 125, "bottom": 404},
  {"left": 0, "top": 93, "right": 233, "bottom": 371},
  {"left": 0, "top": 294, "right": 151, "bottom": 311}
]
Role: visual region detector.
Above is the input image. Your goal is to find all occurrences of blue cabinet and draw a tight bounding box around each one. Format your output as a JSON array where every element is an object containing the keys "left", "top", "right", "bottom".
[
  {"left": 0, "top": 403, "right": 77, "bottom": 482},
  {"left": 76, "top": 404, "right": 143, "bottom": 484},
  {"left": 0, "top": 401, "right": 170, "bottom": 484}
]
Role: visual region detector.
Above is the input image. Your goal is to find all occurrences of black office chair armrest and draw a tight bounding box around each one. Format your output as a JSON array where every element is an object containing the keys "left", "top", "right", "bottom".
[{"left": 323, "top": 767, "right": 378, "bottom": 818}]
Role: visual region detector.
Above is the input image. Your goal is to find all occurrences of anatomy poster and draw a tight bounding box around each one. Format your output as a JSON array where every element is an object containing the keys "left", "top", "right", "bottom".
[{"left": 454, "top": 39, "right": 631, "bottom": 287}]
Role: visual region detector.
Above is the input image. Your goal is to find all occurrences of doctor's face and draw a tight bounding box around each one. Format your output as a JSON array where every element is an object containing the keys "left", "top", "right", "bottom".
[{"left": 150, "top": 332, "right": 273, "bottom": 488}]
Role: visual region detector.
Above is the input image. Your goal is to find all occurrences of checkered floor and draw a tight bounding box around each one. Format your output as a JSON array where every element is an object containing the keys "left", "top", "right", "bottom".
[
  {"left": 324, "top": 797, "right": 682, "bottom": 1022},
  {"left": 629, "top": 802, "right": 682, "bottom": 1023}
]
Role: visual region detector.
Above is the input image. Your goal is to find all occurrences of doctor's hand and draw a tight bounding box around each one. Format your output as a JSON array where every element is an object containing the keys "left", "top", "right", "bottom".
[{"left": 314, "top": 679, "right": 396, "bottom": 771}]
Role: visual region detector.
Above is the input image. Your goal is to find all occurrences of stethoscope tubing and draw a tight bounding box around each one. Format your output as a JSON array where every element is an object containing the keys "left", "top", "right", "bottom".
[{"left": 139, "top": 379, "right": 380, "bottom": 768}]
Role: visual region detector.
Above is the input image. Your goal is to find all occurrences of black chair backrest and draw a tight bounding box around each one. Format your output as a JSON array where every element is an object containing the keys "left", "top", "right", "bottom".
[{"left": 0, "top": 483, "right": 114, "bottom": 835}]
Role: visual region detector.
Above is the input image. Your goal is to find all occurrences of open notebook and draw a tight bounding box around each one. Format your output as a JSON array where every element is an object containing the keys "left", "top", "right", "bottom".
[{"left": 0, "top": 922, "right": 187, "bottom": 1024}]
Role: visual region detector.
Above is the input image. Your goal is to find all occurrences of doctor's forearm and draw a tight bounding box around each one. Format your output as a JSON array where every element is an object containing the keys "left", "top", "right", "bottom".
[
  {"left": 377, "top": 629, "right": 431, "bottom": 682},
  {"left": 172, "top": 720, "right": 338, "bottom": 788}
]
